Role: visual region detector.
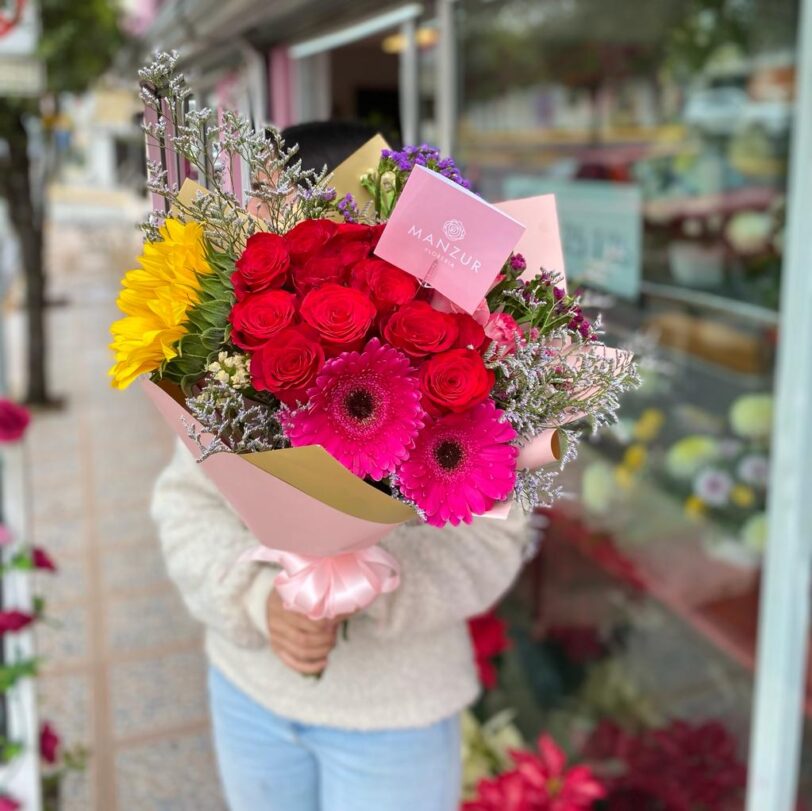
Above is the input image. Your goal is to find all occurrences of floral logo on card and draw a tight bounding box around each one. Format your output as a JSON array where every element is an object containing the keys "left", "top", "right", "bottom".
[{"left": 442, "top": 219, "right": 466, "bottom": 242}]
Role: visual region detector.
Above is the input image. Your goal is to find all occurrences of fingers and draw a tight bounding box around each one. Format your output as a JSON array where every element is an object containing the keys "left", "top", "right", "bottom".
[
  {"left": 268, "top": 619, "right": 336, "bottom": 661},
  {"left": 276, "top": 648, "right": 327, "bottom": 675}
]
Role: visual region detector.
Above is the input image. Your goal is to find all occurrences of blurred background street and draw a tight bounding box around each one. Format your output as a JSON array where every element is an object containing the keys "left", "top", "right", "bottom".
[{"left": 20, "top": 187, "right": 225, "bottom": 810}]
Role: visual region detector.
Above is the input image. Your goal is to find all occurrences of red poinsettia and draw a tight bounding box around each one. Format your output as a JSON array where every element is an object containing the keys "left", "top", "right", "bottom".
[
  {"left": 464, "top": 734, "right": 605, "bottom": 811},
  {"left": 588, "top": 719, "right": 746, "bottom": 811},
  {"left": 468, "top": 611, "right": 511, "bottom": 690}
]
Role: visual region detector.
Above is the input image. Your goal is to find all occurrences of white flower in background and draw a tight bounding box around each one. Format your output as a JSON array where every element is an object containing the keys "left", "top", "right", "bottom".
[
  {"left": 461, "top": 709, "right": 524, "bottom": 798},
  {"left": 740, "top": 512, "right": 768, "bottom": 553},
  {"left": 730, "top": 394, "right": 773, "bottom": 442},
  {"left": 725, "top": 211, "right": 774, "bottom": 255},
  {"left": 694, "top": 468, "right": 734, "bottom": 507},
  {"left": 737, "top": 454, "right": 770, "bottom": 487}
]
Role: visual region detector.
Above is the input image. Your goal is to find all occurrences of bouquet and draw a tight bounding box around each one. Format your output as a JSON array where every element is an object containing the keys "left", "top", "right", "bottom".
[{"left": 109, "top": 52, "right": 639, "bottom": 619}]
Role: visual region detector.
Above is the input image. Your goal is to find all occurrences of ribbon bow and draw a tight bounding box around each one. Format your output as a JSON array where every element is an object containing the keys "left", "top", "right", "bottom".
[{"left": 243, "top": 545, "right": 400, "bottom": 621}]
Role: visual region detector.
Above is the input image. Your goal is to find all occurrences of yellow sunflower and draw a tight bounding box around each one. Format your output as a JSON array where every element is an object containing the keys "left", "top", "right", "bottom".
[{"left": 109, "top": 219, "right": 212, "bottom": 389}]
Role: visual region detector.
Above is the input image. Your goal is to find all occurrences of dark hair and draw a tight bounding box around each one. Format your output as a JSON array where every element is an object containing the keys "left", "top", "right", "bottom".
[{"left": 278, "top": 120, "right": 379, "bottom": 174}]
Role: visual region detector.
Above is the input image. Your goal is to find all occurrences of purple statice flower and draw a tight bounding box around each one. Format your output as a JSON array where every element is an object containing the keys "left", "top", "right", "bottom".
[
  {"left": 382, "top": 144, "right": 471, "bottom": 189},
  {"left": 300, "top": 186, "right": 336, "bottom": 203},
  {"left": 553, "top": 286, "right": 565, "bottom": 301},
  {"left": 337, "top": 192, "right": 360, "bottom": 223},
  {"left": 510, "top": 253, "right": 527, "bottom": 271}
]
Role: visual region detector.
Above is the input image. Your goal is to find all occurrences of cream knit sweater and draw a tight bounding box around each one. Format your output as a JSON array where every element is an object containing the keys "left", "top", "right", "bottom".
[{"left": 152, "top": 441, "right": 531, "bottom": 730}]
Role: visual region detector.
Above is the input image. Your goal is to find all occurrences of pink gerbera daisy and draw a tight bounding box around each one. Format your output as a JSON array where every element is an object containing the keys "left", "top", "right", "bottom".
[
  {"left": 285, "top": 339, "right": 424, "bottom": 480},
  {"left": 396, "top": 400, "right": 518, "bottom": 526}
]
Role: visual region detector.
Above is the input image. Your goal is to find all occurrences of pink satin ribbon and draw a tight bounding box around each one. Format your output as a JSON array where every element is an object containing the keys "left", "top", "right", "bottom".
[{"left": 242, "top": 545, "right": 400, "bottom": 621}]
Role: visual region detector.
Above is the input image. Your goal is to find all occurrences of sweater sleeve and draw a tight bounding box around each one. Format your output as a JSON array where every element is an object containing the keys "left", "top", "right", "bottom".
[
  {"left": 363, "top": 507, "right": 532, "bottom": 639},
  {"left": 151, "top": 440, "right": 277, "bottom": 648}
]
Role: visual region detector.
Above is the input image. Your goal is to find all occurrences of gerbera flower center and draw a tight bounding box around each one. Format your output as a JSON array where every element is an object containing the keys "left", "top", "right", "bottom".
[
  {"left": 345, "top": 388, "right": 376, "bottom": 422},
  {"left": 434, "top": 439, "right": 464, "bottom": 471}
]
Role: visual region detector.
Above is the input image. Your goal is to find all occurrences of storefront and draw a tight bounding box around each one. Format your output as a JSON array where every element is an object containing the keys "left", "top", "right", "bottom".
[{"left": 145, "top": 1, "right": 812, "bottom": 807}]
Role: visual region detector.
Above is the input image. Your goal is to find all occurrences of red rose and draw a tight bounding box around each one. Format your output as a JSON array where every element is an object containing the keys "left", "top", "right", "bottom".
[
  {"left": 300, "top": 283, "right": 377, "bottom": 349},
  {"left": 366, "top": 259, "right": 419, "bottom": 310},
  {"left": 292, "top": 254, "right": 347, "bottom": 293},
  {"left": 250, "top": 326, "right": 324, "bottom": 406},
  {"left": 452, "top": 313, "right": 486, "bottom": 350},
  {"left": 284, "top": 219, "right": 337, "bottom": 263},
  {"left": 0, "top": 399, "right": 30, "bottom": 443},
  {"left": 320, "top": 234, "right": 370, "bottom": 268},
  {"left": 368, "top": 223, "right": 386, "bottom": 248},
  {"left": 382, "top": 300, "right": 458, "bottom": 358},
  {"left": 333, "top": 222, "right": 375, "bottom": 243},
  {"left": 229, "top": 290, "right": 297, "bottom": 351},
  {"left": 232, "top": 233, "right": 290, "bottom": 298},
  {"left": 419, "top": 348, "right": 495, "bottom": 412}
]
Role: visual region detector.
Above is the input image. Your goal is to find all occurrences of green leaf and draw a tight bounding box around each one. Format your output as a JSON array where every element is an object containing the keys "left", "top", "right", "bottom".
[{"left": 0, "top": 658, "right": 40, "bottom": 691}]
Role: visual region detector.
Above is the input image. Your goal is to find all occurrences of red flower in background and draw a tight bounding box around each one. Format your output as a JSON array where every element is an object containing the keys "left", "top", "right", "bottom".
[
  {"left": 32, "top": 547, "right": 57, "bottom": 572},
  {"left": 463, "top": 734, "right": 605, "bottom": 811},
  {"left": 0, "top": 796, "right": 21, "bottom": 811},
  {"left": 468, "top": 611, "right": 511, "bottom": 689},
  {"left": 0, "top": 610, "right": 35, "bottom": 634},
  {"left": 546, "top": 625, "right": 607, "bottom": 665},
  {"left": 39, "top": 722, "right": 60, "bottom": 765},
  {"left": 587, "top": 720, "right": 747, "bottom": 811},
  {"left": 0, "top": 400, "right": 30, "bottom": 443},
  {"left": 232, "top": 233, "right": 290, "bottom": 298}
]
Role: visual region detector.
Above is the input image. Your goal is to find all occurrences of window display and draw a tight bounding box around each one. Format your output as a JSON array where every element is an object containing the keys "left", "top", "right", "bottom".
[{"left": 455, "top": 0, "right": 809, "bottom": 805}]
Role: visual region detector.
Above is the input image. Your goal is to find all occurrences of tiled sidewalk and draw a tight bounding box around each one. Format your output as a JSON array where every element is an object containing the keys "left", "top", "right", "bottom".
[{"left": 22, "top": 214, "right": 227, "bottom": 810}]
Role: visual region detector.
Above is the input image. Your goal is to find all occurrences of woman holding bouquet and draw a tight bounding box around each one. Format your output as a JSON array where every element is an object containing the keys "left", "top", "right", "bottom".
[{"left": 152, "top": 122, "right": 532, "bottom": 811}]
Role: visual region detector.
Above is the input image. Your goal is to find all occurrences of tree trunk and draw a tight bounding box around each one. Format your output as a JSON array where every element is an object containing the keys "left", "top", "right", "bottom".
[{"left": 2, "top": 112, "right": 50, "bottom": 405}]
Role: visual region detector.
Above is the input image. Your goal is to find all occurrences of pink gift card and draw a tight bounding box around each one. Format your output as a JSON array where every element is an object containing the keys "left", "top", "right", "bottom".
[
  {"left": 495, "top": 195, "right": 566, "bottom": 286},
  {"left": 374, "top": 165, "right": 526, "bottom": 314}
]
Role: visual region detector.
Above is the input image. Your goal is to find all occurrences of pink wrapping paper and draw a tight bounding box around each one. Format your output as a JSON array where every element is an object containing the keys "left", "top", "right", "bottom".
[{"left": 142, "top": 380, "right": 412, "bottom": 619}]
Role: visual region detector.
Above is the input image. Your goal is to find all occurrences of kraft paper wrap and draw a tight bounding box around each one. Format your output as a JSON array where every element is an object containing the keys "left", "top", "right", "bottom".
[{"left": 142, "top": 380, "right": 414, "bottom": 558}]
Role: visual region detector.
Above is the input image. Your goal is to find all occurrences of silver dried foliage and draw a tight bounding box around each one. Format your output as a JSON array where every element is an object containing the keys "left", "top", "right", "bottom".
[
  {"left": 138, "top": 51, "right": 335, "bottom": 251},
  {"left": 184, "top": 377, "right": 287, "bottom": 462}
]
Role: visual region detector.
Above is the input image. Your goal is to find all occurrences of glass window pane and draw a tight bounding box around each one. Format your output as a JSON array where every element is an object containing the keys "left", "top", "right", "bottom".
[{"left": 455, "top": 0, "right": 806, "bottom": 806}]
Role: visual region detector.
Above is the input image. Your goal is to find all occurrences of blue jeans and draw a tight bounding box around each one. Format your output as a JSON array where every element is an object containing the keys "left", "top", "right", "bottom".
[{"left": 208, "top": 667, "right": 461, "bottom": 811}]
